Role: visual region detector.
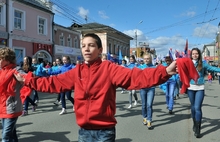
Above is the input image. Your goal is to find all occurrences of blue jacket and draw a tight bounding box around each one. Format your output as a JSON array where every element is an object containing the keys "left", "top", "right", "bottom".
[
  {"left": 127, "top": 62, "right": 139, "bottom": 69},
  {"left": 51, "top": 65, "right": 62, "bottom": 72},
  {"left": 35, "top": 63, "right": 48, "bottom": 77},
  {"left": 48, "top": 63, "right": 75, "bottom": 75},
  {"left": 190, "top": 61, "right": 220, "bottom": 85},
  {"left": 138, "top": 63, "right": 156, "bottom": 89},
  {"left": 32, "top": 63, "right": 39, "bottom": 76},
  {"left": 162, "top": 62, "right": 178, "bottom": 82}
]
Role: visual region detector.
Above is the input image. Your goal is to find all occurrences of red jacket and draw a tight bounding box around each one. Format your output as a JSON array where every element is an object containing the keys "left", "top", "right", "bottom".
[
  {"left": 0, "top": 64, "right": 29, "bottom": 118},
  {"left": 25, "top": 58, "right": 171, "bottom": 129}
]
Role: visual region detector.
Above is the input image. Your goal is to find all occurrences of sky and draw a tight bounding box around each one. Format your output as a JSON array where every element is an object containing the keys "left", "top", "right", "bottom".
[{"left": 50, "top": 0, "right": 220, "bottom": 57}]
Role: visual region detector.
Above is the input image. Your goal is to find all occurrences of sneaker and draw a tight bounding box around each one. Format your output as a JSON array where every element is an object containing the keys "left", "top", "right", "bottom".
[
  {"left": 53, "top": 100, "right": 59, "bottom": 105},
  {"left": 21, "top": 110, "right": 28, "bottom": 116},
  {"left": 58, "top": 101, "right": 62, "bottom": 104},
  {"left": 59, "top": 108, "right": 67, "bottom": 115},
  {"left": 169, "top": 110, "right": 173, "bottom": 114},
  {"left": 34, "top": 100, "right": 39, "bottom": 104},
  {"left": 143, "top": 118, "right": 147, "bottom": 125},
  {"left": 134, "top": 100, "right": 137, "bottom": 106},
  {"left": 147, "top": 122, "right": 153, "bottom": 130},
  {"left": 127, "top": 105, "right": 132, "bottom": 109},
  {"left": 32, "top": 104, "right": 37, "bottom": 112},
  {"left": 121, "top": 91, "right": 124, "bottom": 94},
  {"left": 177, "top": 94, "right": 180, "bottom": 99}
]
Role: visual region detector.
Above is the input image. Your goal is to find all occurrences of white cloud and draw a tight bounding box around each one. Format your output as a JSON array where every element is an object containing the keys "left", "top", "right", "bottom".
[
  {"left": 193, "top": 23, "right": 218, "bottom": 38},
  {"left": 180, "top": 7, "right": 196, "bottom": 17},
  {"left": 124, "top": 29, "right": 191, "bottom": 57},
  {"left": 98, "top": 11, "right": 109, "bottom": 19},
  {"left": 78, "top": 7, "right": 89, "bottom": 19}
]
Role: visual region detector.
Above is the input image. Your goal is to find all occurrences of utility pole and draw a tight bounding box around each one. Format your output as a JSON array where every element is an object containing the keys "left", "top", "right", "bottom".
[
  {"left": 218, "top": 22, "right": 220, "bottom": 65},
  {"left": 135, "top": 20, "right": 143, "bottom": 58}
]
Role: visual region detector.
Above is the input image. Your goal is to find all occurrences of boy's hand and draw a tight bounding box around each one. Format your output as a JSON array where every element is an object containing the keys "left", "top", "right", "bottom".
[
  {"left": 14, "top": 73, "right": 25, "bottom": 83},
  {"left": 166, "top": 61, "right": 177, "bottom": 75}
]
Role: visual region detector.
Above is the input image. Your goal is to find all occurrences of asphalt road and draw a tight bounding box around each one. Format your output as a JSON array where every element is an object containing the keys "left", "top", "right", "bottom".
[{"left": 1, "top": 80, "right": 220, "bottom": 142}]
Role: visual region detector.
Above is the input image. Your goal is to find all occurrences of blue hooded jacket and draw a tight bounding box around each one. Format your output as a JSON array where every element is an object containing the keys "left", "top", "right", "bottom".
[
  {"left": 190, "top": 61, "right": 220, "bottom": 85},
  {"left": 48, "top": 63, "right": 75, "bottom": 75}
]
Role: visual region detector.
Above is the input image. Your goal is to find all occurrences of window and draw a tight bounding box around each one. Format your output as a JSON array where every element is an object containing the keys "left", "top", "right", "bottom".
[
  {"left": 60, "top": 36, "right": 64, "bottom": 46},
  {"left": 67, "top": 37, "right": 72, "bottom": 47},
  {"left": 0, "top": 6, "right": 2, "bottom": 25},
  {"left": 74, "top": 38, "right": 78, "bottom": 48},
  {"left": 108, "top": 43, "right": 111, "bottom": 53},
  {"left": 38, "top": 17, "right": 47, "bottom": 35},
  {"left": 14, "top": 48, "right": 25, "bottom": 66},
  {"left": 14, "top": 10, "right": 23, "bottom": 29}
]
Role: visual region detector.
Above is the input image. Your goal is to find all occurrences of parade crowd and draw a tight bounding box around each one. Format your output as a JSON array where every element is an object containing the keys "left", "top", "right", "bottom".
[{"left": 1, "top": 33, "right": 220, "bottom": 142}]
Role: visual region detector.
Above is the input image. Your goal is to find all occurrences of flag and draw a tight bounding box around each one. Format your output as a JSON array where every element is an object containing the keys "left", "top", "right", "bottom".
[
  {"left": 175, "top": 50, "right": 180, "bottom": 58},
  {"left": 169, "top": 48, "right": 174, "bottom": 61},
  {"left": 107, "top": 52, "right": 112, "bottom": 60},
  {"left": 187, "top": 49, "right": 191, "bottom": 58},
  {"left": 184, "top": 39, "right": 188, "bottom": 57},
  {"left": 118, "top": 49, "right": 123, "bottom": 64}
]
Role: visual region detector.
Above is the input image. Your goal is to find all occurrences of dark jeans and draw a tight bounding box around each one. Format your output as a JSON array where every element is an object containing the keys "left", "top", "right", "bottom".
[
  {"left": 78, "top": 127, "right": 116, "bottom": 142},
  {"left": 24, "top": 96, "right": 35, "bottom": 111},
  {"left": 218, "top": 76, "right": 220, "bottom": 84},
  {"left": 32, "top": 90, "right": 39, "bottom": 102},
  {"left": 1, "top": 117, "right": 18, "bottom": 142},
  {"left": 187, "top": 89, "right": 204, "bottom": 121},
  {"left": 60, "top": 91, "right": 74, "bottom": 109}
]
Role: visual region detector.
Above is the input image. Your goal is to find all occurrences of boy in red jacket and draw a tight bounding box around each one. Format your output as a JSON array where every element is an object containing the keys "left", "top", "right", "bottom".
[
  {"left": 15, "top": 33, "right": 177, "bottom": 141},
  {"left": 0, "top": 47, "right": 26, "bottom": 142}
]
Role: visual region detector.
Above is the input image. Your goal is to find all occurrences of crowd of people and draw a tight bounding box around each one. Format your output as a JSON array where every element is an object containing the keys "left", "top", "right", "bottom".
[{"left": 1, "top": 33, "right": 220, "bottom": 141}]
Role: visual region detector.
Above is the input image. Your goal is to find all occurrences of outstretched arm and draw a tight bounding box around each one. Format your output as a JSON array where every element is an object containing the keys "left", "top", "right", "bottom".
[{"left": 14, "top": 69, "right": 75, "bottom": 93}]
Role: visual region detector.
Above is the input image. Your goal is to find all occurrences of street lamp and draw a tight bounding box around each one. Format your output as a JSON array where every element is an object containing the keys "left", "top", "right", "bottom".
[{"left": 135, "top": 20, "right": 143, "bottom": 48}]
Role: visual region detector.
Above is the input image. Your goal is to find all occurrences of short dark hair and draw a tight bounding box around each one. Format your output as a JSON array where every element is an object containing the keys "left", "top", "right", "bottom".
[{"left": 83, "top": 33, "right": 102, "bottom": 48}]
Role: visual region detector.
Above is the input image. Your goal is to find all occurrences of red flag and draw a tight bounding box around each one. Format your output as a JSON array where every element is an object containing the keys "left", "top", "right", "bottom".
[
  {"left": 187, "top": 50, "right": 191, "bottom": 58},
  {"left": 184, "top": 39, "right": 188, "bottom": 57}
]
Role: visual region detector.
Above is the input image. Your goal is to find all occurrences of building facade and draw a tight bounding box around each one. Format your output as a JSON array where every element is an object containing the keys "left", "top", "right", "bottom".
[
  {"left": 53, "top": 23, "right": 81, "bottom": 63},
  {"left": 202, "top": 43, "right": 218, "bottom": 64},
  {"left": 5, "top": 0, "right": 54, "bottom": 65},
  {"left": 72, "top": 23, "right": 132, "bottom": 59}
]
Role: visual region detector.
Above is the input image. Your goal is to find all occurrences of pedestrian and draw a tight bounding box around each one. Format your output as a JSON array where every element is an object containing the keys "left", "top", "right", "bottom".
[
  {"left": 207, "top": 72, "right": 212, "bottom": 84},
  {"left": 32, "top": 57, "right": 40, "bottom": 103},
  {"left": 187, "top": 48, "right": 220, "bottom": 138},
  {"left": 52, "top": 57, "right": 63, "bottom": 105},
  {"left": 138, "top": 53, "right": 156, "bottom": 129},
  {"left": 47, "top": 56, "right": 75, "bottom": 115},
  {"left": 120, "top": 59, "right": 128, "bottom": 94},
  {"left": 161, "top": 55, "right": 178, "bottom": 114},
  {"left": 127, "top": 55, "right": 139, "bottom": 108},
  {"left": 14, "top": 33, "right": 177, "bottom": 142},
  {"left": 0, "top": 47, "right": 27, "bottom": 141},
  {"left": 22, "top": 56, "right": 38, "bottom": 116}
]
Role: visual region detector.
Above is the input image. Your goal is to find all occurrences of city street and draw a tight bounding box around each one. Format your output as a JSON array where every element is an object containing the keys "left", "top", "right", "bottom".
[{"left": 1, "top": 80, "right": 220, "bottom": 142}]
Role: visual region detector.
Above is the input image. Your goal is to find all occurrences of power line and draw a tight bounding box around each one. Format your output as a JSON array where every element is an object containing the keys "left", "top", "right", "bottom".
[{"left": 144, "top": 7, "right": 220, "bottom": 35}]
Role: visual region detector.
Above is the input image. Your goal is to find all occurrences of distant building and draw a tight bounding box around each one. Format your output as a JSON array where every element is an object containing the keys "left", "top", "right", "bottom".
[
  {"left": 71, "top": 22, "right": 133, "bottom": 59},
  {"left": 202, "top": 43, "right": 218, "bottom": 64},
  {"left": 53, "top": 23, "right": 81, "bottom": 63},
  {"left": 2, "top": 0, "right": 54, "bottom": 65}
]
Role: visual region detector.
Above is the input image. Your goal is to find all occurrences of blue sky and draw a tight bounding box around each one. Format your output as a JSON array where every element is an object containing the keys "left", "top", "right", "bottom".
[{"left": 50, "top": 0, "right": 220, "bottom": 56}]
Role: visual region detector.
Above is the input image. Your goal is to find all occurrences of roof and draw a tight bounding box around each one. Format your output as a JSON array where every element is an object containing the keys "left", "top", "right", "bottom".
[
  {"left": 16, "top": 0, "right": 54, "bottom": 14},
  {"left": 71, "top": 22, "right": 133, "bottom": 40}
]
